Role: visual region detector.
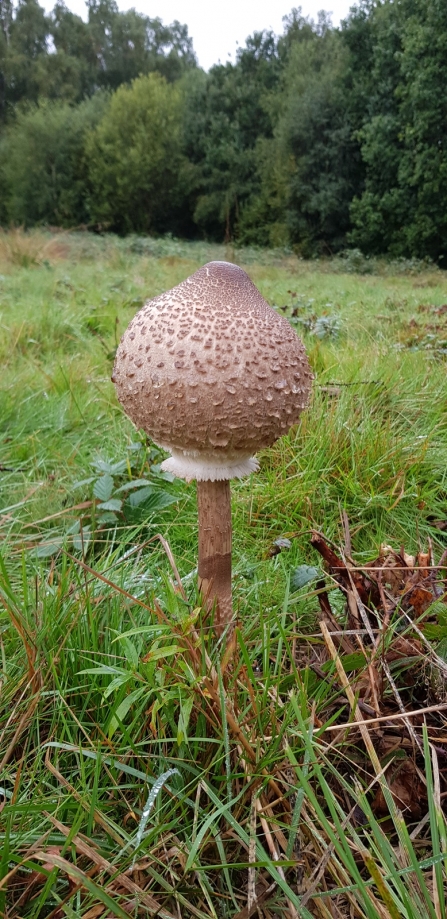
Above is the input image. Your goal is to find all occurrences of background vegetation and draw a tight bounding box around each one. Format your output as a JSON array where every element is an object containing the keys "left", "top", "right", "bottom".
[{"left": 1, "top": 0, "right": 447, "bottom": 260}]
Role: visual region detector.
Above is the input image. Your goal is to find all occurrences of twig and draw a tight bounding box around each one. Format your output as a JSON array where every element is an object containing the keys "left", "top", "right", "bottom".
[
  {"left": 255, "top": 799, "right": 299, "bottom": 919},
  {"left": 320, "top": 621, "right": 385, "bottom": 777},
  {"left": 330, "top": 564, "right": 447, "bottom": 572},
  {"left": 248, "top": 793, "right": 258, "bottom": 913},
  {"left": 316, "top": 380, "right": 383, "bottom": 387},
  {"left": 315, "top": 579, "right": 355, "bottom": 654},
  {"left": 323, "top": 701, "right": 447, "bottom": 732},
  {"left": 341, "top": 509, "right": 352, "bottom": 559}
]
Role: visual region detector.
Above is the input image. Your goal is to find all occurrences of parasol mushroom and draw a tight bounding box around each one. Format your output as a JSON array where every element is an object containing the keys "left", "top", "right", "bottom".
[{"left": 112, "top": 261, "right": 312, "bottom": 637}]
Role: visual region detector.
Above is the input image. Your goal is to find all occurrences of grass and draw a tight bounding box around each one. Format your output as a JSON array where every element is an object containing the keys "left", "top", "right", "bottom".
[{"left": 1, "top": 228, "right": 447, "bottom": 916}]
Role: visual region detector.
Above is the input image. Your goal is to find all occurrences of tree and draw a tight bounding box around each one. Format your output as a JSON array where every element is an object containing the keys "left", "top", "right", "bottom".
[
  {"left": 183, "top": 30, "right": 282, "bottom": 242},
  {"left": 86, "top": 72, "right": 186, "bottom": 234},
  {"left": 46, "top": 1, "right": 97, "bottom": 99},
  {"left": 345, "top": 0, "right": 409, "bottom": 254},
  {"left": 0, "top": 93, "right": 107, "bottom": 224},
  {"left": 0, "top": 0, "right": 196, "bottom": 118},
  {"left": 1, "top": 0, "right": 49, "bottom": 113},
  {"left": 85, "top": 0, "right": 196, "bottom": 90},
  {"left": 250, "top": 16, "right": 361, "bottom": 255},
  {"left": 394, "top": 0, "right": 447, "bottom": 260},
  {"left": 0, "top": 0, "right": 14, "bottom": 119},
  {"left": 348, "top": 0, "right": 447, "bottom": 261}
]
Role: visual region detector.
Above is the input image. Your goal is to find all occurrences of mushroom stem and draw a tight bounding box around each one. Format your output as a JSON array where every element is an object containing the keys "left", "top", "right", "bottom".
[{"left": 197, "top": 480, "right": 232, "bottom": 636}]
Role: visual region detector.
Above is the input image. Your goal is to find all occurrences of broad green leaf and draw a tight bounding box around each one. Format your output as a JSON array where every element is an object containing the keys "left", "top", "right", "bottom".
[
  {"left": 127, "top": 486, "right": 159, "bottom": 506},
  {"left": 72, "top": 476, "right": 96, "bottom": 489},
  {"left": 114, "top": 478, "right": 152, "bottom": 493},
  {"left": 97, "top": 511, "right": 118, "bottom": 523},
  {"left": 103, "top": 675, "right": 133, "bottom": 698},
  {"left": 93, "top": 474, "right": 114, "bottom": 501},
  {"left": 92, "top": 459, "right": 127, "bottom": 475},
  {"left": 291, "top": 565, "right": 319, "bottom": 590},
  {"left": 97, "top": 498, "right": 122, "bottom": 512},
  {"left": 123, "top": 489, "right": 177, "bottom": 523},
  {"left": 34, "top": 537, "right": 64, "bottom": 558},
  {"left": 144, "top": 644, "right": 181, "bottom": 662},
  {"left": 118, "top": 635, "right": 140, "bottom": 669},
  {"left": 79, "top": 665, "right": 129, "bottom": 677},
  {"left": 108, "top": 686, "right": 146, "bottom": 738},
  {"left": 116, "top": 624, "right": 172, "bottom": 639}
]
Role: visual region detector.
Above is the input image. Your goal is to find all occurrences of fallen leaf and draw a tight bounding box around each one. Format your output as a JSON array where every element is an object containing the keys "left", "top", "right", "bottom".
[
  {"left": 372, "top": 758, "right": 424, "bottom": 818},
  {"left": 292, "top": 565, "right": 319, "bottom": 589},
  {"left": 385, "top": 637, "right": 423, "bottom": 662}
]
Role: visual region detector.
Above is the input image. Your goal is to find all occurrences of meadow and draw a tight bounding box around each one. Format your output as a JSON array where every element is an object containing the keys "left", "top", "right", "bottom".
[{"left": 1, "top": 229, "right": 447, "bottom": 917}]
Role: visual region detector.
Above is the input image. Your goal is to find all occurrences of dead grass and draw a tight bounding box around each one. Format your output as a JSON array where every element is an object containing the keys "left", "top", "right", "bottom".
[{"left": 0, "top": 227, "right": 70, "bottom": 268}]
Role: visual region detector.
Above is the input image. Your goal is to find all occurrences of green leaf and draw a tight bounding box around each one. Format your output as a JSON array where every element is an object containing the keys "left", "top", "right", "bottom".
[
  {"left": 97, "top": 512, "right": 118, "bottom": 524},
  {"left": 127, "top": 486, "right": 158, "bottom": 506},
  {"left": 115, "top": 624, "right": 172, "bottom": 640},
  {"left": 72, "top": 476, "right": 96, "bottom": 489},
  {"left": 424, "top": 624, "right": 447, "bottom": 641},
  {"left": 177, "top": 693, "right": 194, "bottom": 747},
  {"left": 97, "top": 498, "right": 122, "bottom": 512},
  {"left": 108, "top": 687, "right": 147, "bottom": 738},
  {"left": 34, "top": 537, "right": 64, "bottom": 558},
  {"left": 123, "top": 489, "right": 177, "bottom": 523},
  {"left": 144, "top": 645, "right": 181, "bottom": 662},
  {"left": 93, "top": 474, "right": 114, "bottom": 501},
  {"left": 291, "top": 565, "right": 319, "bottom": 590},
  {"left": 92, "top": 459, "right": 127, "bottom": 475},
  {"left": 119, "top": 635, "right": 140, "bottom": 669},
  {"left": 341, "top": 651, "right": 367, "bottom": 672},
  {"left": 114, "top": 478, "right": 152, "bottom": 493},
  {"left": 79, "top": 665, "right": 129, "bottom": 677},
  {"left": 103, "top": 675, "right": 133, "bottom": 699}
]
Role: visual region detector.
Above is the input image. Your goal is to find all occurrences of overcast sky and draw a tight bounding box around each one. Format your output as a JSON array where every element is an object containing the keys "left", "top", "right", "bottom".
[{"left": 41, "top": 0, "right": 358, "bottom": 70}]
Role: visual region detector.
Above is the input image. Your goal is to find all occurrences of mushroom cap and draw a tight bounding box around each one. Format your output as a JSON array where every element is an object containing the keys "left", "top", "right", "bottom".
[{"left": 112, "top": 261, "right": 312, "bottom": 481}]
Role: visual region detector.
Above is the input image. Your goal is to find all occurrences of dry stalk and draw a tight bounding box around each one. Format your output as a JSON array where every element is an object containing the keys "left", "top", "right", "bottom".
[
  {"left": 320, "top": 621, "right": 384, "bottom": 779},
  {"left": 43, "top": 813, "right": 176, "bottom": 917}
]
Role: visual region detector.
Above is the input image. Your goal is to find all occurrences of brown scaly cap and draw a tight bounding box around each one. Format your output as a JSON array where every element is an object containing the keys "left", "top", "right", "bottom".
[{"left": 112, "top": 261, "right": 312, "bottom": 481}]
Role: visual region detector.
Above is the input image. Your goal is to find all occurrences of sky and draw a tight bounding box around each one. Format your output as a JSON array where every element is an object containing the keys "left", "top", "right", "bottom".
[{"left": 41, "top": 0, "right": 358, "bottom": 71}]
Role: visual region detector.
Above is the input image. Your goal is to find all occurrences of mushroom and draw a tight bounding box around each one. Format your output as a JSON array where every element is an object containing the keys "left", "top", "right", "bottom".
[{"left": 112, "top": 261, "right": 312, "bottom": 637}]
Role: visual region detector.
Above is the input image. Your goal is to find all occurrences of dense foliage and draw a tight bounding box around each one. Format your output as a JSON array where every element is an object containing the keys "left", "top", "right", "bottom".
[{"left": 1, "top": 0, "right": 446, "bottom": 260}]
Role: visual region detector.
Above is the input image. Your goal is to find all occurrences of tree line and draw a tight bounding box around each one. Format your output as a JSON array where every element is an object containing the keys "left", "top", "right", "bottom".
[{"left": 1, "top": 0, "right": 446, "bottom": 261}]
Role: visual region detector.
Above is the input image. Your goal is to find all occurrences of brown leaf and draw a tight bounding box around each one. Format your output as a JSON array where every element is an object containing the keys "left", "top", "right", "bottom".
[
  {"left": 311, "top": 532, "right": 381, "bottom": 608},
  {"left": 402, "top": 585, "right": 434, "bottom": 616},
  {"left": 81, "top": 907, "right": 105, "bottom": 919},
  {"left": 385, "top": 636, "right": 424, "bottom": 662},
  {"left": 365, "top": 547, "right": 408, "bottom": 596},
  {"left": 372, "top": 758, "right": 424, "bottom": 818}
]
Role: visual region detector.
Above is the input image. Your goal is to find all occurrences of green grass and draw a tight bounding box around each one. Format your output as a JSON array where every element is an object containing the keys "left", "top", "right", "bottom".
[{"left": 1, "top": 229, "right": 447, "bottom": 917}]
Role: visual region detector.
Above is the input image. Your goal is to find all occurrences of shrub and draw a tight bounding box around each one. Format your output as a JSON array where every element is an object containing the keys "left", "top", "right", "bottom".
[
  {"left": 0, "top": 94, "right": 108, "bottom": 226},
  {"left": 86, "top": 72, "right": 188, "bottom": 235}
]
